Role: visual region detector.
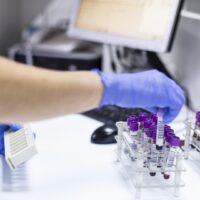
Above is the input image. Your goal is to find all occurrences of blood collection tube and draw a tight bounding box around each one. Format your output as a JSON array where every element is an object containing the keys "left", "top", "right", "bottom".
[
  {"left": 129, "top": 122, "right": 139, "bottom": 136},
  {"left": 164, "top": 125, "right": 172, "bottom": 146},
  {"left": 196, "top": 112, "right": 200, "bottom": 150},
  {"left": 136, "top": 112, "right": 148, "bottom": 146},
  {"left": 163, "top": 136, "right": 180, "bottom": 180},
  {"left": 161, "top": 129, "right": 174, "bottom": 174},
  {"left": 192, "top": 112, "right": 200, "bottom": 148},
  {"left": 150, "top": 113, "right": 158, "bottom": 125},
  {"left": 196, "top": 130, "right": 200, "bottom": 150},
  {"left": 149, "top": 129, "right": 158, "bottom": 176},
  {"left": 144, "top": 129, "right": 152, "bottom": 168},
  {"left": 144, "top": 119, "right": 153, "bottom": 132},
  {"left": 156, "top": 109, "right": 164, "bottom": 150},
  {"left": 191, "top": 132, "right": 197, "bottom": 148},
  {"left": 138, "top": 112, "right": 148, "bottom": 121},
  {"left": 143, "top": 119, "right": 153, "bottom": 148},
  {"left": 164, "top": 125, "right": 171, "bottom": 133},
  {"left": 158, "top": 128, "right": 173, "bottom": 169},
  {"left": 129, "top": 122, "right": 139, "bottom": 151},
  {"left": 142, "top": 119, "right": 153, "bottom": 167},
  {"left": 127, "top": 115, "right": 138, "bottom": 126},
  {"left": 138, "top": 112, "right": 148, "bottom": 128}
]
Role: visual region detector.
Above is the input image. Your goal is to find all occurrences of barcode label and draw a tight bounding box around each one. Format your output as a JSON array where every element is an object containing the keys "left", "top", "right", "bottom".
[
  {"left": 156, "top": 117, "right": 164, "bottom": 146},
  {"left": 157, "top": 122, "right": 164, "bottom": 139},
  {"left": 9, "top": 131, "right": 28, "bottom": 155}
]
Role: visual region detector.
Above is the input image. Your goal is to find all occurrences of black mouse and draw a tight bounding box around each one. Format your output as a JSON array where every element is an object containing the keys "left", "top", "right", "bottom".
[{"left": 91, "top": 124, "right": 118, "bottom": 144}]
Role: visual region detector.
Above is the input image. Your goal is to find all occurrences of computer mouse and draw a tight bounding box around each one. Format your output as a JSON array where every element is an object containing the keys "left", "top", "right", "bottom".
[{"left": 91, "top": 124, "right": 118, "bottom": 144}]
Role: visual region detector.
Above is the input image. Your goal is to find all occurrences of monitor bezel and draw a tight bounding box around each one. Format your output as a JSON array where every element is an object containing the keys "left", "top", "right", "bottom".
[{"left": 68, "top": 0, "right": 183, "bottom": 53}]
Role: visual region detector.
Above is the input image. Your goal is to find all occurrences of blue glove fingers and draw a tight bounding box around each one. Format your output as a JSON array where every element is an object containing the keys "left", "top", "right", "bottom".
[
  {"left": 10, "top": 124, "right": 23, "bottom": 132},
  {"left": 0, "top": 124, "right": 22, "bottom": 133},
  {"left": 94, "top": 69, "right": 185, "bottom": 122},
  {"left": 0, "top": 124, "right": 10, "bottom": 133},
  {"left": 164, "top": 107, "right": 182, "bottom": 124},
  {"left": 145, "top": 107, "right": 170, "bottom": 123},
  {"left": 146, "top": 106, "right": 181, "bottom": 123},
  {"left": 0, "top": 148, "right": 5, "bottom": 155},
  {"left": 0, "top": 125, "right": 9, "bottom": 155},
  {"left": 163, "top": 79, "right": 185, "bottom": 122},
  {"left": 145, "top": 107, "right": 158, "bottom": 114},
  {"left": 167, "top": 78, "right": 185, "bottom": 107},
  {"left": 136, "top": 71, "right": 185, "bottom": 122}
]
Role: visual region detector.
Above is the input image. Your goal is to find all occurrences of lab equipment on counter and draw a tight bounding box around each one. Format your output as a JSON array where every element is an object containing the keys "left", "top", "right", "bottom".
[
  {"left": 191, "top": 112, "right": 200, "bottom": 149},
  {"left": 115, "top": 111, "right": 185, "bottom": 199},
  {"left": 4, "top": 126, "right": 37, "bottom": 170},
  {"left": 184, "top": 111, "right": 200, "bottom": 158},
  {"left": 91, "top": 124, "right": 118, "bottom": 144},
  {"left": 8, "top": 30, "right": 102, "bottom": 71}
]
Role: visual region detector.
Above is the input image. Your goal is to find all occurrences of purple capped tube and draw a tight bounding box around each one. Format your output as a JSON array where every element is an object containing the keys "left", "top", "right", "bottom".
[
  {"left": 129, "top": 122, "right": 139, "bottom": 136},
  {"left": 138, "top": 112, "right": 148, "bottom": 122},
  {"left": 144, "top": 119, "right": 153, "bottom": 130},
  {"left": 163, "top": 136, "right": 180, "bottom": 180},
  {"left": 195, "top": 112, "right": 200, "bottom": 129},
  {"left": 127, "top": 115, "right": 138, "bottom": 126},
  {"left": 148, "top": 128, "right": 158, "bottom": 176},
  {"left": 150, "top": 113, "right": 158, "bottom": 125},
  {"left": 192, "top": 111, "right": 200, "bottom": 149}
]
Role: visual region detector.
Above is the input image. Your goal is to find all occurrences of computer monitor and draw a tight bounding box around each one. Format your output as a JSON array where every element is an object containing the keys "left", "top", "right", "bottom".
[{"left": 68, "top": 0, "right": 183, "bottom": 52}]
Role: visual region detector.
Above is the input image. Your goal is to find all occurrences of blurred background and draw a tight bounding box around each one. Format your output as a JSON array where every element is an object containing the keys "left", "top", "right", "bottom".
[{"left": 0, "top": 0, "right": 200, "bottom": 111}]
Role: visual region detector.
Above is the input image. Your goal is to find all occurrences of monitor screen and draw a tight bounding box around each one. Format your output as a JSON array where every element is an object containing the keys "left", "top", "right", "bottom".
[{"left": 68, "top": 0, "right": 183, "bottom": 52}]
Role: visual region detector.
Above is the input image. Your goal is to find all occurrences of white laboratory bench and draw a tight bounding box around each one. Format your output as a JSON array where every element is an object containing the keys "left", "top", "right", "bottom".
[{"left": 0, "top": 107, "right": 200, "bottom": 200}]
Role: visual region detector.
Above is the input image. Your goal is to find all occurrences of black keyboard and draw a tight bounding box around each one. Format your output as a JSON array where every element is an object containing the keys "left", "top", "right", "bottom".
[{"left": 83, "top": 105, "right": 146, "bottom": 124}]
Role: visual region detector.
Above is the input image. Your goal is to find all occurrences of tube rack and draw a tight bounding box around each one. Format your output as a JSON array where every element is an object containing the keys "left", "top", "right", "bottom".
[
  {"left": 115, "top": 122, "right": 185, "bottom": 199},
  {"left": 184, "top": 120, "right": 200, "bottom": 159}
]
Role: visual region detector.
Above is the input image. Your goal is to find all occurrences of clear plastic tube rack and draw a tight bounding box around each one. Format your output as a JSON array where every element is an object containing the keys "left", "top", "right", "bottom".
[{"left": 115, "top": 113, "right": 185, "bottom": 199}]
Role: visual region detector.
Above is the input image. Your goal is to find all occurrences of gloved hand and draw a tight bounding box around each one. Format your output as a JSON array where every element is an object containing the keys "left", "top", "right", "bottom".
[
  {"left": 0, "top": 124, "right": 22, "bottom": 155},
  {"left": 94, "top": 69, "right": 185, "bottom": 123}
]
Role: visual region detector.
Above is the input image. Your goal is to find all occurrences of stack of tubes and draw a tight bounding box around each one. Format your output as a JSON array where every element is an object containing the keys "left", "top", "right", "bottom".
[
  {"left": 126, "top": 112, "right": 182, "bottom": 180},
  {"left": 191, "top": 111, "right": 200, "bottom": 150}
]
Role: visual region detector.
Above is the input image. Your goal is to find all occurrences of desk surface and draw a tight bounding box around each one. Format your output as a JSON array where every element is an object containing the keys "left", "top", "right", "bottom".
[{"left": 0, "top": 107, "right": 200, "bottom": 200}]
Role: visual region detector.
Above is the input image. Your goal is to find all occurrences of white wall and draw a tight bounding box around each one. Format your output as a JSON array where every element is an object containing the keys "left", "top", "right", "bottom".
[
  {"left": 0, "top": 0, "right": 21, "bottom": 54},
  {"left": 20, "top": 0, "right": 73, "bottom": 28},
  {"left": 20, "top": 0, "right": 50, "bottom": 29},
  {"left": 0, "top": 0, "right": 51, "bottom": 54},
  {"left": 159, "top": 0, "right": 200, "bottom": 110}
]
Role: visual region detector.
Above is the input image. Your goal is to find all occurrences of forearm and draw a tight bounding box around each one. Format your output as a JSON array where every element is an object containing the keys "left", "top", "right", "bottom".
[{"left": 0, "top": 57, "right": 103, "bottom": 123}]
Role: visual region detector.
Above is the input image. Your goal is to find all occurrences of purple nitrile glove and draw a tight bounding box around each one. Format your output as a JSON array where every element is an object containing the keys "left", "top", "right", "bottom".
[
  {"left": 94, "top": 69, "right": 185, "bottom": 123},
  {"left": 0, "top": 124, "right": 22, "bottom": 156}
]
